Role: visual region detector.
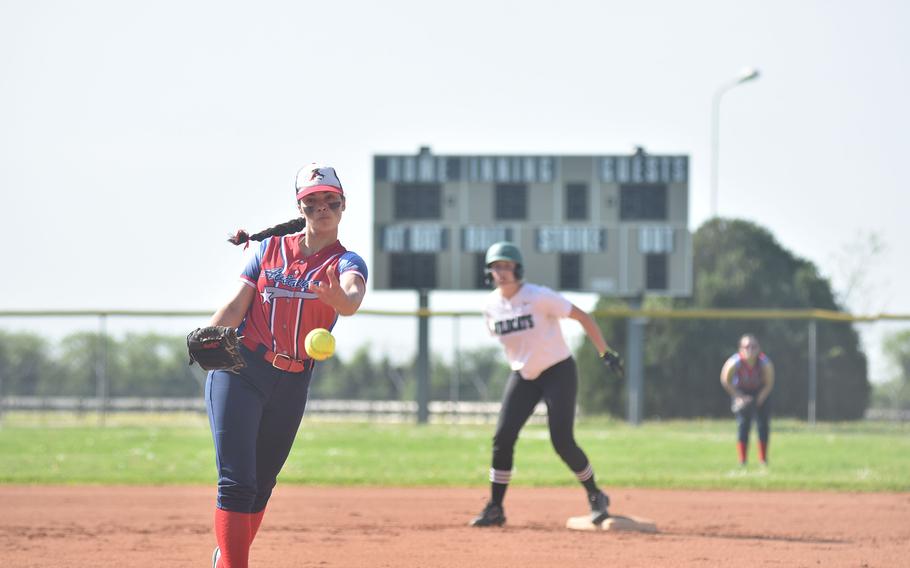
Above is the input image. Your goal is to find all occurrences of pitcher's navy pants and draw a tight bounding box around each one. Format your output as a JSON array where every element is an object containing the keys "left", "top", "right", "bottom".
[
  {"left": 205, "top": 345, "right": 313, "bottom": 513},
  {"left": 736, "top": 393, "right": 772, "bottom": 445}
]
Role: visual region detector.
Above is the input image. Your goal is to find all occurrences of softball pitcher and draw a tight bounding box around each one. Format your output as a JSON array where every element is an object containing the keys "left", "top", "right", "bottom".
[
  {"left": 203, "top": 164, "right": 367, "bottom": 567},
  {"left": 470, "top": 242, "right": 623, "bottom": 527},
  {"left": 720, "top": 334, "right": 775, "bottom": 466}
]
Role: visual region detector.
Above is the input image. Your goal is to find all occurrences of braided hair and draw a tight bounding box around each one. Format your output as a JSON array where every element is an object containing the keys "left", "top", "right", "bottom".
[{"left": 228, "top": 217, "right": 306, "bottom": 246}]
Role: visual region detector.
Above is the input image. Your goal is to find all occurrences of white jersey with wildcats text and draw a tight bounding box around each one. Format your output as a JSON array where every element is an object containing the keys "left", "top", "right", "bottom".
[{"left": 484, "top": 283, "right": 573, "bottom": 380}]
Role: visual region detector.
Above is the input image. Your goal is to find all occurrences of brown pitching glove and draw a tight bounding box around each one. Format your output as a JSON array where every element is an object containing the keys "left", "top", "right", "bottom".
[{"left": 187, "top": 326, "right": 246, "bottom": 373}]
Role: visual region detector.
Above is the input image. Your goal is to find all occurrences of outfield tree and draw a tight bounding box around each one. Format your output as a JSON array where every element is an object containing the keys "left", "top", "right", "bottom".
[
  {"left": 54, "top": 332, "right": 194, "bottom": 398},
  {"left": 577, "top": 218, "right": 869, "bottom": 420},
  {"left": 431, "top": 346, "right": 510, "bottom": 402},
  {"left": 873, "top": 329, "right": 910, "bottom": 410},
  {"left": 458, "top": 346, "right": 511, "bottom": 402},
  {"left": 34, "top": 332, "right": 200, "bottom": 398},
  {"left": 883, "top": 329, "right": 910, "bottom": 385},
  {"left": 309, "top": 344, "right": 404, "bottom": 401},
  {"left": 114, "top": 333, "right": 201, "bottom": 397},
  {"left": 429, "top": 355, "right": 454, "bottom": 401},
  {"left": 52, "top": 332, "right": 124, "bottom": 397},
  {"left": 309, "top": 345, "right": 369, "bottom": 400},
  {"left": 0, "top": 331, "right": 57, "bottom": 396},
  {"left": 379, "top": 357, "right": 408, "bottom": 399},
  {"left": 424, "top": 346, "right": 511, "bottom": 402},
  {"left": 341, "top": 346, "right": 395, "bottom": 400}
]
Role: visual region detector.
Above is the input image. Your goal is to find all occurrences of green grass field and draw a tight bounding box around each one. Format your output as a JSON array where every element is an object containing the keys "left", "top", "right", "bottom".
[{"left": 0, "top": 412, "right": 907, "bottom": 491}]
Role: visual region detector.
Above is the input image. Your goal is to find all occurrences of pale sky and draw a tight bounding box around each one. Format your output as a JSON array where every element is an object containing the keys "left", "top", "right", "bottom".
[{"left": 2, "top": 1, "right": 908, "bottom": 382}]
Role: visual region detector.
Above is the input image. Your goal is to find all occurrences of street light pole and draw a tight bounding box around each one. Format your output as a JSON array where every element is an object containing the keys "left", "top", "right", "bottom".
[{"left": 710, "top": 67, "right": 760, "bottom": 218}]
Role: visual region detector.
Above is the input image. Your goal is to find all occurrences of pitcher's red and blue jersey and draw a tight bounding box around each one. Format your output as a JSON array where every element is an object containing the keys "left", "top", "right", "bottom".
[
  {"left": 238, "top": 235, "right": 367, "bottom": 360},
  {"left": 728, "top": 352, "right": 771, "bottom": 393}
]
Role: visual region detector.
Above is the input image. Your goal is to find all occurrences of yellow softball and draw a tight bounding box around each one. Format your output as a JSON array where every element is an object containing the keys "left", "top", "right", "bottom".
[{"left": 304, "top": 328, "right": 335, "bottom": 361}]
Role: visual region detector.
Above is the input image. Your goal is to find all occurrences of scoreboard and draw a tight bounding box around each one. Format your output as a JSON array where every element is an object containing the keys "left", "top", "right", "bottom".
[{"left": 372, "top": 146, "right": 692, "bottom": 297}]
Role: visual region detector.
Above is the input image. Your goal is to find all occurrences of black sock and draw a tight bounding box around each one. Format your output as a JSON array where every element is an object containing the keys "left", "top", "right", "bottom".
[
  {"left": 582, "top": 477, "right": 599, "bottom": 495},
  {"left": 491, "top": 482, "right": 508, "bottom": 505}
]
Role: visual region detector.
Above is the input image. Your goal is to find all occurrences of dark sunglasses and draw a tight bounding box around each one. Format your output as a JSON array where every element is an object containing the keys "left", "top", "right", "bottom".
[{"left": 302, "top": 201, "right": 343, "bottom": 214}]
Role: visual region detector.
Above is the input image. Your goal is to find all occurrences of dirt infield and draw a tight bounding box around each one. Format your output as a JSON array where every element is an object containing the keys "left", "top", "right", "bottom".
[{"left": 2, "top": 486, "right": 908, "bottom": 567}]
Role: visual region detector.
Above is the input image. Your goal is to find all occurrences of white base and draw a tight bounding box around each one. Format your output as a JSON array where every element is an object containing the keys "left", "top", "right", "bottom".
[{"left": 566, "top": 514, "right": 657, "bottom": 533}]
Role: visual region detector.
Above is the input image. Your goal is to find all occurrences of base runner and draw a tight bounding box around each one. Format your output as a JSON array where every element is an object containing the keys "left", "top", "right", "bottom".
[{"left": 470, "top": 242, "right": 624, "bottom": 527}]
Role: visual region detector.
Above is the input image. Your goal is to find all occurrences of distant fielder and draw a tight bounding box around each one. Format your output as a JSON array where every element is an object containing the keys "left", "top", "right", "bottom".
[
  {"left": 470, "top": 241, "right": 624, "bottom": 527},
  {"left": 721, "top": 334, "right": 775, "bottom": 466}
]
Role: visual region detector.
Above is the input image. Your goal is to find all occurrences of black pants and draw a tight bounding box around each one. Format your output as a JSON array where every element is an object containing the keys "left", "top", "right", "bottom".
[{"left": 491, "top": 357, "right": 590, "bottom": 473}]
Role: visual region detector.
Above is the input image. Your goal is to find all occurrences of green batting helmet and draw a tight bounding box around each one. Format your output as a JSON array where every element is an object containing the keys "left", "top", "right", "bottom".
[{"left": 485, "top": 241, "right": 523, "bottom": 266}]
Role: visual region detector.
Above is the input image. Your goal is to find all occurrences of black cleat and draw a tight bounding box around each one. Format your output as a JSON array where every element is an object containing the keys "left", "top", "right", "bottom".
[
  {"left": 588, "top": 490, "right": 610, "bottom": 525},
  {"left": 470, "top": 501, "right": 506, "bottom": 527}
]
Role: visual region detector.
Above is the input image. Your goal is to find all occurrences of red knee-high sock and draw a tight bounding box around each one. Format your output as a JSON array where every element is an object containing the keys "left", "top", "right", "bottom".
[
  {"left": 759, "top": 441, "right": 768, "bottom": 464},
  {"left": 737, "top": 441, "right": 748, "bottom": 464},
  {"left": 214, "top": 508, "right": 253, "bottom": 568},
  {"left": 249, "top": 509, "right": 265, "bottom": 544}
]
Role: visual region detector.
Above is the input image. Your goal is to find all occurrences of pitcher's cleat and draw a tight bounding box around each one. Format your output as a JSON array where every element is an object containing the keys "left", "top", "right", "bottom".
[
  {"left": 470, "top": 501, "right": 506, "bottom": 527},
  {"left": 588, "top": 490, "right": 610, "bottom": 525},
  {"left": 211, "top": 546, "right": 221, "bottom": 568}
]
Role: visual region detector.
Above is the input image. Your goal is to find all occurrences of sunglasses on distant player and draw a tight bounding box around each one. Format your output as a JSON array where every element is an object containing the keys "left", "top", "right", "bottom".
[{"left": 301, "top": 201, "right": 343, "bottom": 214}]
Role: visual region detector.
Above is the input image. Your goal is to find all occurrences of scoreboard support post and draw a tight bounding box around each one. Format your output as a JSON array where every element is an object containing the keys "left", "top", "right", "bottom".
[
  {"left": 626, "top": 295, "right": 645, "bottom": 426},
  {"left": 416, "top": 289, "right": 430, "bottom": 424}
]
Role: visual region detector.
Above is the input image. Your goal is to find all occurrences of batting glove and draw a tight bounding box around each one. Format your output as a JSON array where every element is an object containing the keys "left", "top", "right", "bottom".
[{"left": 600, "top": 349, "right": 624, "bottom": 378}]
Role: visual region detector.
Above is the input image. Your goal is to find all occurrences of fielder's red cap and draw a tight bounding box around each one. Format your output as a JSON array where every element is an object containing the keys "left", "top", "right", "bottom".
[{"left": 295, "top": 164, "right": 344, "bottom": 200}]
